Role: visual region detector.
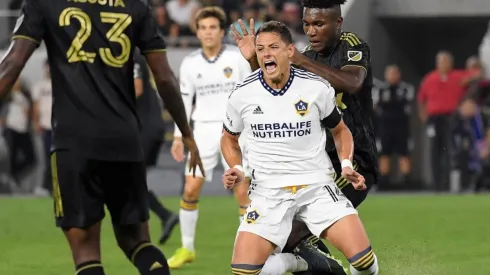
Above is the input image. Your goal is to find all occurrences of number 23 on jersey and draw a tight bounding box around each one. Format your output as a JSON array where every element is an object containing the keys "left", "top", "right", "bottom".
[{"left": 59, "top": 8, "right": 131, "bottom": 68}]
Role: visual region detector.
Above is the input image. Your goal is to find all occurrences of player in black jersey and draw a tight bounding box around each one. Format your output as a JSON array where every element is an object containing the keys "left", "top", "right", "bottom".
[
  {"left": 230, "top": 0, "right": 378, "bottom": 274},
  {"left": 0, "top": 1, "right": 204, "bottom": 275},
  {"left": 133, "top": 53, "right": 180, "bottom": 245}
]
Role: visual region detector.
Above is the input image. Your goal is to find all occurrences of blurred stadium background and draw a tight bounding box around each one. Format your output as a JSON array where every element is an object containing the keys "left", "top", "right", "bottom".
[{"left": 1, "top": 0, "right": 490, "bottom": 274}]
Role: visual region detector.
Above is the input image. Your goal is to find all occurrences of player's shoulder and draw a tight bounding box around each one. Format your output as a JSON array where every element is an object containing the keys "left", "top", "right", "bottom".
[
  {"left": 223, "top": 45, "right": 248, "bottom": 60},
  {"left": 398, "top": 81, "right": 415, "bottom": 90},
  {"left": 339, "top": 32, "right": 369, "bottom": 49},
  {"left": 181, "top": 49, "right": 202, "bottom": 65},
  {"left": 229, "top": 70, "right": 261, "bottom": 98},
  {"left": 300, "top": 44, "right": 316, "bottom": 58},
  {"left": 293, "top": 68, "right": 332, "bottom": 89}
]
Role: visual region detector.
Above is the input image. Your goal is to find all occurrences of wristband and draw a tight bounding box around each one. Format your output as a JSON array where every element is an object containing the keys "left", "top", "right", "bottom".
[
  {"left": 341, "top": 159, "right": 353, "bottom": 170},
  {"left": 233, "top": 165, "right": 244, "bottom": 173}
]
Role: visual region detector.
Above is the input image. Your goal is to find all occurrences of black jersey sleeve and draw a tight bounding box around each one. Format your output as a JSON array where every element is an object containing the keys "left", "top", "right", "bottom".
[
  {"left": 12, "top": 0, "right": 45, "bottom": 44},
  {"left": 339, "top": 33, "right": 369, "bottom": 71},
  {"left": 134, "top": 1, "right": 167, "bottom": 54}
]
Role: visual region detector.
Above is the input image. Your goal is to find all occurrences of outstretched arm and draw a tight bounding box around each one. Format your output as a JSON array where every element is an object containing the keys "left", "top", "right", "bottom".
[
  {"left": 0, "top": 40, "right": 37, "bottom": 101},
  {"left": 146, "top": 52, "right": 192, "bottom": 138}
]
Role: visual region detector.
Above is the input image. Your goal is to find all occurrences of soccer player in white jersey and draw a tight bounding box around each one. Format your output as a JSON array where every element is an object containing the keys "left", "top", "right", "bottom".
[
  {"left": 168, "top": 7, "right": 252, "bottom": 269},
  {"left": 222, "top": 21, "right": 380, "bottom": 275}
]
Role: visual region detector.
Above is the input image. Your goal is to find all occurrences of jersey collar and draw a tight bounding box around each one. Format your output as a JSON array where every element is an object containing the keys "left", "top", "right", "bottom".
[
  {"left": 259, "top": 67, "right": 295, "bottom": 96},
  {"left": 201, "top": 45, "right": 226, "bottom": 64}
]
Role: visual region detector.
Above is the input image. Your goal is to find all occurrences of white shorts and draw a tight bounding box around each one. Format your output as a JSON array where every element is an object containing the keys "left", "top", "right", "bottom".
[
  {"left": 185, "top": 122, "right": 250, "bottom": 181},
  {"left": 238, "top": 182, "right": 358, "bottom": 250}
]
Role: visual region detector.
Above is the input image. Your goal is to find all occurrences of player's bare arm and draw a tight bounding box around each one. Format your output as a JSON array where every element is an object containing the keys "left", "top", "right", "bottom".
[
  {"left": 291, "top": 49, "right": 366, "bottom": 93},
  {"left": 229, "top": 19, "right": 260, "bottom": 71},
  {"left": 221, "top": 130, "right": 244, "bottom": 189},
  {"left": 146, "top": 51, "right": 205, "bottom": 177},
  {"left": 0, "top": 39, "right": 37, "bottom": 99},
  {"left": 326, "top": 117, "right": 366, "bottom": 190}
]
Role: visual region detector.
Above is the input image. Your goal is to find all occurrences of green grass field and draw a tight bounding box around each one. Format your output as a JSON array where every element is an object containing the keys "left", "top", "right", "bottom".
[{"left": 0, "top": 195, "right": 489, "bottom": 275}]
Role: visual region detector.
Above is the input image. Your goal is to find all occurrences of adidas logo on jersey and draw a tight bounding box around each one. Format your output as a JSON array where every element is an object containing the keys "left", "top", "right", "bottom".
[{"left": 253, "top": 106, "right": 263, "bottom": 114}]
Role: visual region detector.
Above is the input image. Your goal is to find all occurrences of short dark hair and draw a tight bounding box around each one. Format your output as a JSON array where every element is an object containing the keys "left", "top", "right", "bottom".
[
  {"left": 255, "top": 21, "right": 293, "bottom": 45},
  {"left": 301, "top": 0, "right": 347, "bottom": 8},
  {"left": 195, "top": 6, "right": 227, "bottom": 30}
]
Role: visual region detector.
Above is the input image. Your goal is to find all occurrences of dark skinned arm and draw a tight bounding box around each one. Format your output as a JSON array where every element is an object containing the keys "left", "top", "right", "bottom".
[
  {"left": 293, "top": 52, "right": 367, "bottom": 93},
  {"left": 145, "top": 51, "right": 192, "bottom": 138},
  {"left": 0, "top": 40, "right": 37, "bottom": 101}
]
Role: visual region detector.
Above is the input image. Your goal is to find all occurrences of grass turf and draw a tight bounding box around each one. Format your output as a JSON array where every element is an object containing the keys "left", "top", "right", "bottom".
[{"left": 0, "top": 195, "right": 488, "bottom": 275}]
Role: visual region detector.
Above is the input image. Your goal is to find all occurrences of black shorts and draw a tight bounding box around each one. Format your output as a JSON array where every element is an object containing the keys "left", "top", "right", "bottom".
[
  {"left": 50, "top": 149, "right": 149, "bottom": 229},
  {"left": 333, "top": 161, "right": 376, "bottom": 208},
  {"left": 379, "top": 123, "right": 409, "bottom": 156},
  {"left": 143, "top": 139, "right": 163, "bottom": 167}
]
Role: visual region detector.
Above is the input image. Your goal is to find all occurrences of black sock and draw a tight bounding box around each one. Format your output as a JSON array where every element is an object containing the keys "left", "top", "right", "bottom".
[
  {"left": 75, "top": 260, "right": 105, "bottom": 275},
  {"left": 148, "top": 191, "right": 172, "bottom": 222},
  {"left": 129, "top": 242, "right": 170, "bottom": 275},
  {"left": 306, "top": 234, "right": 331, "bottom": 255}
]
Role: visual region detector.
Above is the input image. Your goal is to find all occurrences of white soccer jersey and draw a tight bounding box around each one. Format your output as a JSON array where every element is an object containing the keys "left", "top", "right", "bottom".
[
  {"left": 223, "top": 67, "right": 341, "bottom": 188},
  {"left": 174, "top": 45, "right": 252, "bottom": 136}
]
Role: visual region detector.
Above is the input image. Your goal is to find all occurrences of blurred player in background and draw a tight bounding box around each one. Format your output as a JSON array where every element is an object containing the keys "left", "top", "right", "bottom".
[
  {"left": 134, "top": 52, "right": 179, "bottom": 245},
  {"left": 168, "top": 6, "right": 252, "bottom": 269},
  {"left": 223, "top": 21, "right": 379, "bottom": 275},
  {"left": 230, "top": 0, "right": 378, "bottom": 273},
  {"left": 373, "top": 65, "right": 414, "bottom": 187},
  {"left": 0, "top": 0, "right": 204, "bottom": 274}
]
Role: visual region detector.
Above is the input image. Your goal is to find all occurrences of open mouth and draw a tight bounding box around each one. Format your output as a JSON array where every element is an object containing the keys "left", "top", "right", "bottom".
[{"left": 264, "top": 60, "right": 277, "bottom": 73}]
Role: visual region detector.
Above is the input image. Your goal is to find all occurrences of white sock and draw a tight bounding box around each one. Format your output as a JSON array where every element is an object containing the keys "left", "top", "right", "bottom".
[
  {"left": 260, "top": 253, "right": 308, "bottom": 275},
  {"left": 350, "top": 254, "right": 379, "bottom": 275},
  {"left": 239, "top": 215, "right": 244, "bottom": 224},
  {"left": 179, "top": 208, "right": 198, "bottom": 252}
]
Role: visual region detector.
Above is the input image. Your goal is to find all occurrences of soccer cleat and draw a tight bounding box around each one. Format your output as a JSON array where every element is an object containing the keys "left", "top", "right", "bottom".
[
  {"left": 167, "top": 247, "right": 196, "bottom": 269},
  {"left": 294, "top": 241, "right": 347, "bottom": 275},
  {"left": 159, "top": 214, "right": 179, "bottom": 245}
]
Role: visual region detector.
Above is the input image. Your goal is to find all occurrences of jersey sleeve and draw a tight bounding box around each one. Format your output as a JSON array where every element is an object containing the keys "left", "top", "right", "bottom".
[
  {"left": 12, "top": 0, "right": 45, "bottom": 44},
  {"left": 223, "top": 94, "right": 244, "bottom": 135},
  {"left": 134, "top": 2, "right": 167, "bottom": 54},
  {"left": 340, "top": 34, "right": 369, "bottom": 72},
  {"left": 173, "top": 58, "right": 196, "bottom": 137},
  {"left": 318, "top": 83, "right": 342, "bottom": 129}
]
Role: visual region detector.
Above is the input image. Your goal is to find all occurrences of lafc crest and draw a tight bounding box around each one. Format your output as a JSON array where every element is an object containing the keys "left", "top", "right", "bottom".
[
  {"left": 224, "top": 67, "right": 233, "bottom": 78},
  {"left": 347, "top": 51, "right": 362, "bottom": 62},
  {"left": 294, "top": 99, "right": 309, "bottom": 117}
]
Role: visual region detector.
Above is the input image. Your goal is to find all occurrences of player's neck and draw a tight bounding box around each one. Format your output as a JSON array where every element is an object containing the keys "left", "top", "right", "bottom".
[
  {"left": 265, "top": 67, "right": 291, "bottom": 89},
  {"left": 202, "top": 44, "right": 223, "bottom": 59}
]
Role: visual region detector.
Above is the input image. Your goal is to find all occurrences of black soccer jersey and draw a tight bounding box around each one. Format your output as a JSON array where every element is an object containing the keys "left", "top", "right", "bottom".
[
  {"left": 13, "top": 0, "right": 166, "bottom": 161},
  {"left": 134, "top": 52, "right": 165, "bottom": 141},
  {"left": 302, "top": 32, "right": 377, "bottom": 171}
]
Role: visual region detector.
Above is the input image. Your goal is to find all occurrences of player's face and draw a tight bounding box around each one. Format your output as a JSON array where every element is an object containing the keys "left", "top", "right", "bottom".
[
  {"left": 256, "top": 32, "right": 294, "bottom": 82},
  {"left": 385, "top": 66, "right": 401, "bottom": 85},
  {"left": 302, "top": 8, "right": 341, "bottom": 53},
  {"left": 196, "top": 17, "right": 224, "bottom": 49}
]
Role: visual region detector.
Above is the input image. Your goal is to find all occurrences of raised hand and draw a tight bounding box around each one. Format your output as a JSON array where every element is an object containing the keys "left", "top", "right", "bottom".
[{"left": 229, "top": 19, "right": 257, "bottom": 61}]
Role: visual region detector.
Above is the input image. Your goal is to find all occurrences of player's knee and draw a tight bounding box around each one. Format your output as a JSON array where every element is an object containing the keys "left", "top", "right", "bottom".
[
  {"left": 180, "top": 198, "right": 199, "bottom": 211},
  {"left": 231, "top": 264, "right": 264, "bottom": 275},
  {"left": 114, "top": 223, "right": 150, "bottom": 254},
  {"left": 348, "top": 246, "right": 379, "bottom": 275},
  {"left": 182, "top": 181, "right": 201, "bottom": 201}
]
